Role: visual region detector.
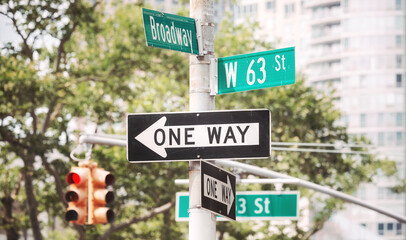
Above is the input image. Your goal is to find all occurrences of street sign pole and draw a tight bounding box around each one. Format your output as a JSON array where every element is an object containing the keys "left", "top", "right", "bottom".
[{"left": 189, "top": 0, "right": 215, "bottom": 240}]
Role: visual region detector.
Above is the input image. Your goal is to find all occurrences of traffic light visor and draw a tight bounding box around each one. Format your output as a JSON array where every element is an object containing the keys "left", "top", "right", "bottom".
[
  {"left": 66, "top": 167, "right": 89, "bottom": 186},
  {"left": 65, "top": 191, "right": 79, "bottom": 202},
  {"left": 65, "top": 188, "right": 87, "bottom": 204},
  {"left": 65, "top": 205, "right": 86, "bottom": 224},
  {"left": 92, "top": 168, "right": 115, "bottom": 186},
  {"left": 93, "top": 189, "right": 114, "bottom": 204},
  {"left": 105, "top": 174, "right": 115, "bottom": 186},
  {"left": 65, "top": 209, "right": 78, "bottom": 221},
  {"left": 94, "top": 207, "right": 115, "bottom": 223},
  {"left": 106, "top": 209, "right": 115, "bottom": 223},
  {"left": 67, "top": 173, "right": 81, "bottom": 184}
]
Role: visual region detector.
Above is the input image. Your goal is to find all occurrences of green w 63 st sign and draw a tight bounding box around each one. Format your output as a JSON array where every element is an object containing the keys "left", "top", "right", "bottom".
[
  {"left": 142, "top": 8, "right": 200, "bottom": 55},
  {"left": 217, "top": 47, "right": 295, "bottom": 94}
]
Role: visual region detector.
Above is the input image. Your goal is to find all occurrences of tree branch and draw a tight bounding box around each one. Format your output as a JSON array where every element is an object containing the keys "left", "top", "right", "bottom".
[
  {"left": 12, "top": 173, "right": 23, "bottom": 198},
  {"left": 55, "top": 21, "right": 79, "bottom": 73},
  {"left": 42, "top": 101, "right": 63, "bottom": 135},
  {"left": 30, "top": 109, "right": 37, "bottom": 135},
  {"left": 98, "top": 201, "right": 175, "bottom": 240},
  {"left": 73, "top": 225, "right": 86, "bottom": 240},
  {"left": 41, "top": 156, "right": 67, "bottom": 207},
  {"left": 2, "top": 9, "right": 33, "bottom": 59},
  {"left": 0, "top": 127, "right": 30, "bottom": 149}
]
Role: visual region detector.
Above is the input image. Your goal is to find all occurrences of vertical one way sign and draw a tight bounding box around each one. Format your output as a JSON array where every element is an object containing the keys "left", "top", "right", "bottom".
[{"left": 201, "top": 161, "right": 236, "bottom": 220}]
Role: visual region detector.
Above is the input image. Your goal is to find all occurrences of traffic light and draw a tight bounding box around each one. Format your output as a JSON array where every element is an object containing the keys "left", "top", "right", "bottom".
[
  {"left": 65, "top": 166, "right": 89, "bottom": 224},
  {"left": 89, "top": 167, "right": 115, "bottom": 224}
]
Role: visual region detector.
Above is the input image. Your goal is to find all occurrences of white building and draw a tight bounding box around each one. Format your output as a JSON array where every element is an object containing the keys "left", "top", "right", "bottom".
[
  {"left": 230, "top": 0, "right": 405, "bottom": 239},
  {"left": 98, "top": 0, "right": 406, "bottom": 238}
]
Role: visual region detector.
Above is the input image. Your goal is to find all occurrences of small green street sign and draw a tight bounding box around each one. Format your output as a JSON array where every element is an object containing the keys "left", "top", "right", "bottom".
[
  {"left": 142, "top": 8, "right": 200, "bottom": 55},
  {"left": 217, "top": 47, "right": 295, "bottom": 95},
  {"left": 176, "top": 191, "right": 299, "bottom": 221}
]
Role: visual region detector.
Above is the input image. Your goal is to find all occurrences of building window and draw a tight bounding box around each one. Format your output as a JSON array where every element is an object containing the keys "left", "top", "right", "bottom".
[
  {"left": 378, "top": 187, "right": 385, "bottom": 199},
  {"left": 378, "top": 223, "right": 384, "bottom": 235},
  {"left": 378, "top": 113, "right": 384, "bottom": 126},
  {"left": 396, "top": 223, "right": 402, "bottom": 235},
  {"left": 396, "top": 0, "right": 402, "bottom": 10},
  {"left": 360, "top": 113, "right": 366, "bottom": 127},
  {"left": 396, "top": 74, "right": 402, "bottom": 87},
  {"left": 396, "top": 112, "right": 403, "bottom": 126},
  {"left": 396, "top": 35, "right": 403, "bottom": 47},
  {"left": 396, "top": 16, "right": 403, "bottom": 29},
  {"left": 267, "top": 0, "right": 274, "bottom": 11},
  {"left": 396, "top": 132, "right": 403, "bottom": 145},
  {"left": 341, "top": 114, "right": 349, "bottom": 126},
  {"left": 387, "top": 132, "right": 395, "bottom": 145},
  {"left": 396, "top": 55, "right": 403, "bottom": 68},
  {"left": 284, "top": 3, "right": 294, "bottom": 18},
  {"left": 388, "top": 223, "right": 394, "bottom": 231},
  {"left": 343, "top": 38, "right": 349, "bottom": 49},
  {"left": 343, "top": 0, "right": 348, "bottom": 12},
  {"left": 378, "top": 132, "right": 384, "bottom": 146},
  {"left": 358, "top": 187, "right": 366, "bottom": 199}
]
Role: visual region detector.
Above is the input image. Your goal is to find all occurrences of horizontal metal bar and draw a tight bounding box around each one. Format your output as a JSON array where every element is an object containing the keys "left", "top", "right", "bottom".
[
  {"left": 272, "top": 141, "right": 376, "bottom": 148},
  {"left": 272, "top": 147, "right": 371, "bottom": 155},
  {"left": 174, "top": 178, "right": 300, "bottom": 185},
  {"left": 79, "top": 134, "right": 126, "bottom": 147},
  {"left": 213, "top": 159, "right": 406, "bottom": 224},
  {"left": 77, "top": 134, "right": 377, "bottom": 150}
]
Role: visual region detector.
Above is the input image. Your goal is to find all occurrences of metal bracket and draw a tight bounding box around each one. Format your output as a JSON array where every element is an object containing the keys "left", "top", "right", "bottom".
[
  {"left": 209, "top": 58, "right": 218, "bottom": 96},
  {"left": 195, "top": 19, "right": 204, "bottom": 56},
  {"left": 70, "top": 142, "right": 92, "bottom": 162},
  {"left": 274, "top": 183, "right": 283, "bottom": 195},
  {"left": 201, "top": 22, "right": 215, "bottom": 27},
  {"left": 195, "top": 19, "right": 215, "bottom": 56}
]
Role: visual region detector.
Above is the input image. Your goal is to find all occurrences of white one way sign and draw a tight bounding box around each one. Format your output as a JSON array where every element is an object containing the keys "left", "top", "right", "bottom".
[
  {"left": 135, "top": 116, "right": 259, "bottom": 158},
  {"left": 127, "top": 109, "right": 271, "bottom": 162},
  {"left": 201, "top": 161, "right": 236, "bottom": 220},
  {"left": 203, "top": 174, "right": 235, "bottom": 215}
]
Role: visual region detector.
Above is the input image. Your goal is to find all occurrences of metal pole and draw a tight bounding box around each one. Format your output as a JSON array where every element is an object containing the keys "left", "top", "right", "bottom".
[
  {"left": 403, "top": 2, "right": 406, "bottom": 237},
  {"left": 189, "top": 0, "right": 216, "bottom": 239},
  {"left": 79, "top": 134, "right": 126, "bottom": 147},
  {"left": 175, "top": 178, "right": 300, "bottom": 185},
  {"left": 214, "top": 159, "right": 406, "bottom": 224}
]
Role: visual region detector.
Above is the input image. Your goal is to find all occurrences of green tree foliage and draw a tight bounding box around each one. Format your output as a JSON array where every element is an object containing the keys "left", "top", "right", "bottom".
[
  {"left": 0, "top": 1, "right": 396, "bottom": 240},
  {"left": 0, "top": 1, "right": 188, "bottom": 239}
]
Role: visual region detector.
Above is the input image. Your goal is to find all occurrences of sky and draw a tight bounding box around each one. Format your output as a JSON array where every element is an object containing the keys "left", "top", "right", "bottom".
[{"left": 0, "top": 15, "right": 20, "bottom": 45}]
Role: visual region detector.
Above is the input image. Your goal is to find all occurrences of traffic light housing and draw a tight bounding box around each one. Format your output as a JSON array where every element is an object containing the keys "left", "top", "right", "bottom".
[
  {"left": 65, "top": 166, "right": 89, "bottom": 224},
  {"left": 89, "top": 167, "right": 115, "bottom": 224},
  {"left": 65, "top": 161, "right": 115, "bottom": 225}
]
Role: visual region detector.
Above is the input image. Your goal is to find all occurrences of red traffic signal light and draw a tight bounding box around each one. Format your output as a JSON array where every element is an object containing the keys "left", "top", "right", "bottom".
[
  {"left": 64, "top": 161, "right": 115, "bottom": 225},
  {"left": 65, "top": 167, "right": 89, "bottom": 224}
]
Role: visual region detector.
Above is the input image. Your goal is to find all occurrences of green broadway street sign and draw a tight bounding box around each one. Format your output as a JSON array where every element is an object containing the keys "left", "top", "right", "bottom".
[
  {"left": 176, "top": 191, "right": 299, "bottom": 221},
  {"left": 217, "top": 47, "right": 295, "bottom": 95},
  {"left": 142, "top": 8, "right": 200, "bottom": 55}
]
